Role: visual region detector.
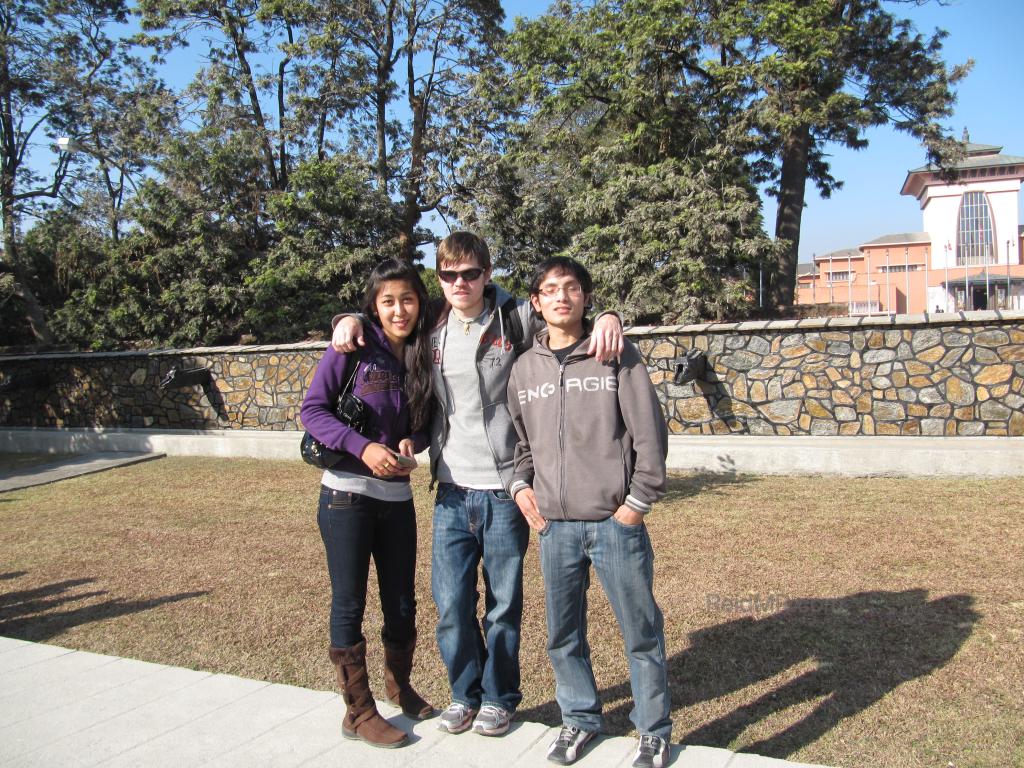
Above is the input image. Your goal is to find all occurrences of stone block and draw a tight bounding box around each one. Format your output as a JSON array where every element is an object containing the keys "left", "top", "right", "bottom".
[
  {"left": 872, "top": 401, "right": 905, "bottom": 421},
  {"left": 905, "top": 360, "right": 931, "bottom": 375},
  {"left": 759, "top": 399, "right": 801, "bottom": 424},
  {"left": 810, "top": 419, "right": 838, "bottom": 435},
  {"left": 876, "top": 422, "right": 901, "bottom": 435},
  {"left": 746, "top": 336, "right": 771, "bottom": 354},
  {"left": 836, "top": 406, "right": 857, "bottom": 422},
  {"left": 897, "top": 387, "right": 918, "bottom": 402},
  {"left": 863, "top": 349, "right": 896, "bottom": 363},
  {"left": 979, "top": 401, "right": 1011, "bottom": 421},
  {"left": 917, "top": 345, "right": 945, "bottom": 363},
  {"left": 910, "top": 328, "right": 942, "bottom": 352},
  {"left": 675, "top": 397, "right": 713, "bottom": 423},
  {"left": 975, "top": 347, "right": 1001, "bottom": 364},
  {"left": 975, "top": 364, "right": 1013, "bottom": 385},
  {"left": 720, "top": 350, "right": 761, "bottom": 371},
  {"left": 783, "top": 382, "right": 807, "bottom": 398},
  {"left": 975, "top": 329, "right": 1011, "bottom": 346},
  {"left": 805, "top": 399, "right": 832, "bottom": 418},
  {"left": 944, "top": 376, "right": 975, "bottom": 407},
  {"left": 748, "top": 419, "right": 777, "bottom": 435},
  {"left": 958, "top": 422, "right": 985, "bottom": 436},
  {"left": 650, "top": 341, "right": 676, "bottom": 359},
  {"left": 1010, "top": 411, "right": 1024, "bottom": 436}
]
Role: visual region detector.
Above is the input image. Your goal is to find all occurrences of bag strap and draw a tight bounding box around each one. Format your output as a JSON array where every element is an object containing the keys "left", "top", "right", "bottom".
[
  {"left": 498, "top": 296, "right": 531, "bottom": 358},
  {"left": 339, "top": 350, "right": 360, "bottom": 398},
  {"left": 333, "top": 350, "right": 361, "bottom": 419}
]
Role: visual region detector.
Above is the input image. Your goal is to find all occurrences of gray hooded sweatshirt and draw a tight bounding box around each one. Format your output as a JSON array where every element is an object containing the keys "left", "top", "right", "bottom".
[{"left": 506, "top": 328, "right": 668, "bottom": 521}]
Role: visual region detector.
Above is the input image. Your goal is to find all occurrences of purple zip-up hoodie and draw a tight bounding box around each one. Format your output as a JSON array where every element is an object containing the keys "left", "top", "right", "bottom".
[{"left": 300, "top": 322, "right": 428, "bottom": 481}]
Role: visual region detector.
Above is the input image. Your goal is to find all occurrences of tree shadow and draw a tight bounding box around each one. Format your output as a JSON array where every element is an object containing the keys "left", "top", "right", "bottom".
[
  {"left": 517, "top": 589, "right": 978, "bottom": 759},
  {"left": 661, "top": 470, "right": 754, "bottom": 504},
  {"left": 0, "top": 573, "right": 209, "bottom": 644}
]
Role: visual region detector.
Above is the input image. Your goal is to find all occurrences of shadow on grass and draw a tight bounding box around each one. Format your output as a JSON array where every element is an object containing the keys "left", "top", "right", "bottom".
[
  {"left": 661, "top": 470, "right": 754, "bottom": 504},
  {"left": 0, "top": 573, "right": 209, "bottom": 644},
  {"left": 517, "top": 588, "right": 978, "bottom": 759}
]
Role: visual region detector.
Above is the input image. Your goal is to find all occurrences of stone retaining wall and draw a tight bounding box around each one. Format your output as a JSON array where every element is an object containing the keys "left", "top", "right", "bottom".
[
  {"left": 0, "top": 343, "right": 323, "bottom": 430},
  {"left": 638, "top": 310, "right": 1024, "bottom": 436},
  {"left": 3, "top": 310, "right": 1024, "bottom": 437}
]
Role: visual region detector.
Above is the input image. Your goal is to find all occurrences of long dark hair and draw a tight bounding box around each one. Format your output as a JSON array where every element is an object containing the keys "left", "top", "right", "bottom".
[{"left": 361, "top": 259, "right": 433, "bottom": 432}]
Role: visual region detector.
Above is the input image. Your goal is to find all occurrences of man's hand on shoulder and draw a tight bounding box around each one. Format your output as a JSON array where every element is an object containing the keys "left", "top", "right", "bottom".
[
  {"left": 332, "top": 316, "right": 365, "bottom": 352},
  {"left": 588, "top": 313, "right": 623, "bottom": 363}
]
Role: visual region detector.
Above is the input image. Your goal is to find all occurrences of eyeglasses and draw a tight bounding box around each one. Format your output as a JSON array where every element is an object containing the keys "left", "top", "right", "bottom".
[
  {"left": 438, "top": 267, "right": 485, "bottom": 283},
  {"left": 537, "top": 283, "right": 584, "bottom": 298}
]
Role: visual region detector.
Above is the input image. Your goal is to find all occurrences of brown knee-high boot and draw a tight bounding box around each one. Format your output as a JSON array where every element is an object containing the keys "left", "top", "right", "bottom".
[
  {"left": 383, "top": 634, "right": 435, "bottom": 720},
  {"left": 329, "top": 641, "right": 408, "bottom": 748}
]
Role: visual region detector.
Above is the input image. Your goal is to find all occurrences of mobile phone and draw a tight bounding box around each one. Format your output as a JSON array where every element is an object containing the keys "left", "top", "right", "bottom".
[{"left": 391, "top": 451, "right": 417, "bottom": 469}]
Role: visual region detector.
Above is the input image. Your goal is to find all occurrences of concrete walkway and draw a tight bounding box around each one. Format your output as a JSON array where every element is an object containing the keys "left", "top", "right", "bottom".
[
  {"left": 0, "top": 452, "right": 164, "bottom": 493},
  {"left": 0, "top": 637, "right": 833, "bottom": 768}
]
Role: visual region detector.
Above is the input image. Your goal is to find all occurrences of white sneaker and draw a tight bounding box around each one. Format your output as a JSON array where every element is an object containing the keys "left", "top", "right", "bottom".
[
  {"left": 471, "top": 704, "right": 511, "bottom": 736},
  {"left": 438, "top": 702, "right": 476, "bottom": 733},
  {"left": 632, "top": 734, "right": 669, "bottom": 768},
  {"left": 546, "top": 725, "right": 596, "bottom": 764}
]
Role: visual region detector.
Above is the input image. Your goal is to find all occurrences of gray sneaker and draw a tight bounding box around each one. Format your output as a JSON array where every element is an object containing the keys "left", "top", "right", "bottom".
[
  {"left": 438, "top": 702, "right": 477, "bottom": 734},
  {"left": 632, "top": 734, "right": 669, "bottom": 768},
  {"left": 471, "top": 704, "right": 511, "bottom": 736},
  {"left": 547, "top": 725, "right": 596, "bottom": 765}
]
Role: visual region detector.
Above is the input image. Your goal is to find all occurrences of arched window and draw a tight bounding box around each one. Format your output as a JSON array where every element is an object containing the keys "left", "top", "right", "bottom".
[{"left": 956, "top": 191, "right": 996, "bottom": 266}]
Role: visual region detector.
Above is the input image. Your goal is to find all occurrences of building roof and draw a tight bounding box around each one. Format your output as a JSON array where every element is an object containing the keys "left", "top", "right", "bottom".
[
  {"left": 813, "top": 247, "right": 861, "bottom": 262},
  {"left": 860, "top": 232, "right": 930, "bottom": 247},
  {"left": 901, "top": 141, "right": 1024, "bottom": 198},
  {"left": 796, "top": 263, "right": 817, "bottom": 277}
]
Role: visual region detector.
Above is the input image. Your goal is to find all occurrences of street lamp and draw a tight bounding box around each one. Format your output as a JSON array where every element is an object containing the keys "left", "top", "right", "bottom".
[
  {"left": 56, "top": 135, "right": 140, "bottom": 242},
  {"left": 57, "top": 136, "right": 139, "bottom": 193}
]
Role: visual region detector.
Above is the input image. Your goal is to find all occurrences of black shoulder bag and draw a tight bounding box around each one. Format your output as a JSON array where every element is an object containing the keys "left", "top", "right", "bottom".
[{"left": 300, "top": 352, "right": 370, "bottom": 469}]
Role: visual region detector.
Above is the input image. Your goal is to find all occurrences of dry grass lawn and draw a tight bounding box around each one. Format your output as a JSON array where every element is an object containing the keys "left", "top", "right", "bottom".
[{"left": 1, "top": 456, "right": 1022, "bottom": 768}]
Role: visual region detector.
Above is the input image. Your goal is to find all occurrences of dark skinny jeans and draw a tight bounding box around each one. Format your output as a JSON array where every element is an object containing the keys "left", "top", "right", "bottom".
[{"left": 317, "top": 485, "right": 418, "bottom": 649}]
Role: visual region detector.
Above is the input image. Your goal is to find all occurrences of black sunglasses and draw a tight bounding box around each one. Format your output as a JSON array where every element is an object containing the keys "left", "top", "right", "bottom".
[{"left": 438, "top": 267, "right": 485, "bottom": 283}]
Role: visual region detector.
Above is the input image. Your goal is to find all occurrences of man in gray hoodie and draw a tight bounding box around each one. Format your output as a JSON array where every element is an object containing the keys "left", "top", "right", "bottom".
[{"left": 507, "top": 257, "right": 671, "bottom": 768}]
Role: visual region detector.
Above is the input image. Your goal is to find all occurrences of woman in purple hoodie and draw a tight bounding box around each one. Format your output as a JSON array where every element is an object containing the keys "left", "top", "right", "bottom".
[{"left": 300, "top": 259, "right": 434, "bottom": 749}]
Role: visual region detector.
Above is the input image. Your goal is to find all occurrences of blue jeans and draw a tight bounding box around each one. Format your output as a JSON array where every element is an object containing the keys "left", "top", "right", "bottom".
[
  {"left": 539, "top": 517, "right": 672, "bottom": 740},
  {"left": 317, "top": 486, "right": 417, "bottom": 649},
  {"left": 431, "top": 483, "right": 530, "bottom": 712}
]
